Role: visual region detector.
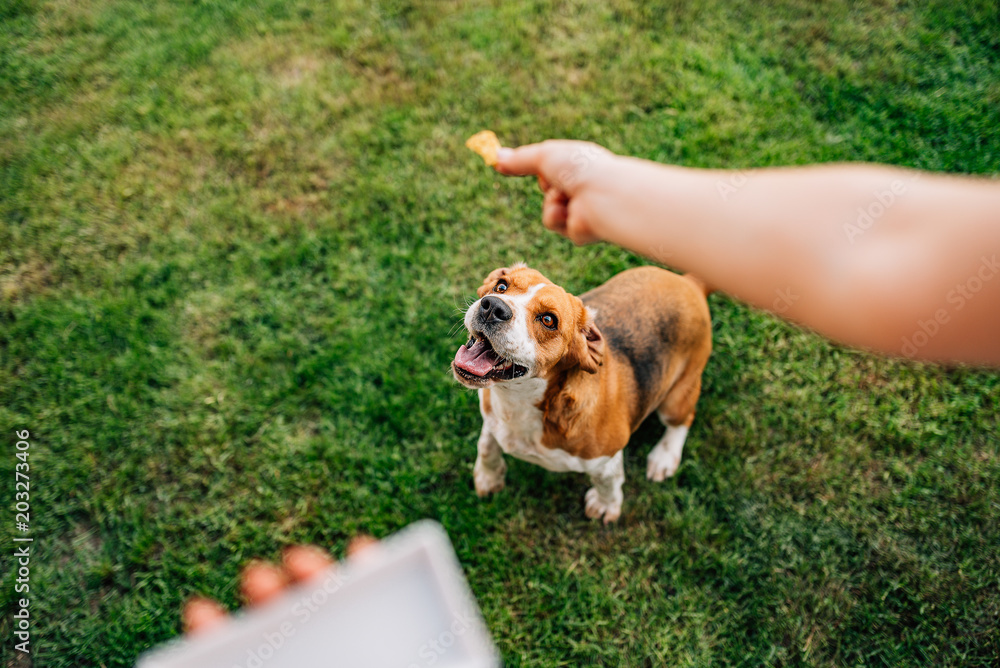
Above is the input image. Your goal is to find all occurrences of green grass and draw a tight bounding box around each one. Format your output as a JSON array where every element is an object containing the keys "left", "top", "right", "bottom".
[{"left": 2, "top": 0, "right": 999, "bottom": 665}]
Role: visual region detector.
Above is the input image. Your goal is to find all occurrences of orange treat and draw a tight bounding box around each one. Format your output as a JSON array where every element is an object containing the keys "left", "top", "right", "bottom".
[{"left": 465, "top": 130, "right": 502, "bottom": 167}]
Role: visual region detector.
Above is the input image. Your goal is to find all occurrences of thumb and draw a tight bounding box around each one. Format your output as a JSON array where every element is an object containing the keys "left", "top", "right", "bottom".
[
  {"left": 495, "top": 142, "right": 547, "bottom": 177},
  {"left": 496, "top": 140, "right": 613, "bottom": 195}
]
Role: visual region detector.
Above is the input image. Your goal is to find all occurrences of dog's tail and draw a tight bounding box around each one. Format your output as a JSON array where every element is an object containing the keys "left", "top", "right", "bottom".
[{"left": 683, "top": 273, "right": 716, "bottom": 297}]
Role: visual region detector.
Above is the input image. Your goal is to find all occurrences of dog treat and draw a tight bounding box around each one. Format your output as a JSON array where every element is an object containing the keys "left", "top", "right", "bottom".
[{"left": 465, "top": 130, "right": 502, "bottom": 167}]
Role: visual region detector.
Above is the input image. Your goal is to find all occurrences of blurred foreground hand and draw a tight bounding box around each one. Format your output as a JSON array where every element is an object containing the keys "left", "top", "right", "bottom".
[{"left": 183, "top": 537, "right": 378, "bottom": 635}]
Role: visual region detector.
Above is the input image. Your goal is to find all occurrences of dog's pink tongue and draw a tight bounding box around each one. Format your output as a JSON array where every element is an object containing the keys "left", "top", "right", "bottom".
[{"left": 455, "top": 339, "right": 500, "bottom": 377}]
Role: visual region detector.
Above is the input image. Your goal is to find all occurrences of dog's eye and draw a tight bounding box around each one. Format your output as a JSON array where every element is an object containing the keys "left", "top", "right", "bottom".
[
  {"left": 539, "top": 313, "right": 557, "bottom": 329},
  {"left": 494, "top": 280, "right": 508, "bottom": 293}
]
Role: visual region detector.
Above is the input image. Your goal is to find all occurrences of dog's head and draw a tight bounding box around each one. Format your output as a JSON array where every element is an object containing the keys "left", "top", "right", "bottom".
[{"left": 452, "top": 264, "right": 604, "bottom": 389}]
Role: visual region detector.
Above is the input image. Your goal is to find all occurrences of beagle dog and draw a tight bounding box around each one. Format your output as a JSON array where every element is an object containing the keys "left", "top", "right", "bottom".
[{"left": 452, "top": 264, "right": 712, "bottom": 523}]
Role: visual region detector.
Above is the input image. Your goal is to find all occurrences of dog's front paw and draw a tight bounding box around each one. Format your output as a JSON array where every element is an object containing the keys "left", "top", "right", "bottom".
[
  {"left": 474, "top": 461, "right": 506, "bottom": 498},
  {"left": 584, "top": 487, "right": 622, "bottom": 524},
  {"left": 646, "top": 446, "right": 681, "bottom": 482}
]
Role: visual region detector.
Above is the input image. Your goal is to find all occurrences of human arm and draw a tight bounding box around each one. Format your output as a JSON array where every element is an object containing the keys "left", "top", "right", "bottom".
[{"left": 497, "top": 141, "right": 1000, "bottom": 365}]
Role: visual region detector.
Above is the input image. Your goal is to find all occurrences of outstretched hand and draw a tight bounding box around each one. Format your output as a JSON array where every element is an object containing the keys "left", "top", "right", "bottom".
[{"left": 495, "top": 140, "right": 617, "bottom": 245}]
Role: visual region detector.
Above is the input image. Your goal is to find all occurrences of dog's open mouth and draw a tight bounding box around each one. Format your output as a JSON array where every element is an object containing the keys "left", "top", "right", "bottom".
[{"left": 453, "top": 334, "right": 528, "bottom": 383}]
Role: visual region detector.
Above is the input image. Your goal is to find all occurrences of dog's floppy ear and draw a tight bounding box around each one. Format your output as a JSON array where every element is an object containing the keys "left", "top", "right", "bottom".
[
  {"left": 574, "top": 307, "right": 604, "bottom": 374},
  {"left": 477, "top": 266, "right": 510, "bottom": 298}
]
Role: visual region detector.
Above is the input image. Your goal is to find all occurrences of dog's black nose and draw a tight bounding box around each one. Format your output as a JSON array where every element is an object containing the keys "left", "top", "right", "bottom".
[{"left": 480, "top": 296, "right": 513, "bottom": 323}]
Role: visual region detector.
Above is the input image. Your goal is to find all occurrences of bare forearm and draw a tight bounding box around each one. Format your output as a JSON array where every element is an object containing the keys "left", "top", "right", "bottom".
[{"left": 585, "top": 157, "right": 1000, "bottom": 363}]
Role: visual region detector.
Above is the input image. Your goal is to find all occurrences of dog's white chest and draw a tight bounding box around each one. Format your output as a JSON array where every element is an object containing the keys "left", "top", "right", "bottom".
[{"left": 480, "top": 381, "right": 605, "bottom": 474}]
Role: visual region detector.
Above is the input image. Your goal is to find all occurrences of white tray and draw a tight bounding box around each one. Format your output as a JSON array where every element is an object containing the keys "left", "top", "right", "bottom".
[{"left": 136, "top": 521, "right": 499, "bottom": 668}]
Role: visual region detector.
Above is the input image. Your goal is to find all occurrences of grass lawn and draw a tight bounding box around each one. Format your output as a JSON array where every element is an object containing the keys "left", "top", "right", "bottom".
[{"left": 2, "top": 0, "right": 999, "bottom": 665}]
